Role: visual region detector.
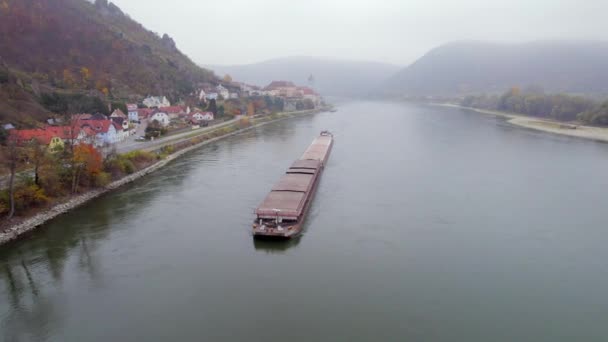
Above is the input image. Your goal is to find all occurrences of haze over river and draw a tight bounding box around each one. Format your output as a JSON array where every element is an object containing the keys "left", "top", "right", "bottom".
[{"left": 2, "top": 101, "right": 608, "bottom": 341}]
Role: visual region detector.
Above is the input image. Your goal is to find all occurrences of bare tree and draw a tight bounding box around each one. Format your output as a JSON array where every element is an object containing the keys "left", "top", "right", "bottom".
[
  {"left": 2, "top": 138, "right": 20, "bottom": 219},
  {"left": 26, "top": 139, "right": 47, "bottom": 186}
]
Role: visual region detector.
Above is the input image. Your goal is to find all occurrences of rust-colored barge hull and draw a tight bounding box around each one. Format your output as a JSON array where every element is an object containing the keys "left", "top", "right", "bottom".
[{"left": 253, "top": 131, "right": 333, "bottom": 239}]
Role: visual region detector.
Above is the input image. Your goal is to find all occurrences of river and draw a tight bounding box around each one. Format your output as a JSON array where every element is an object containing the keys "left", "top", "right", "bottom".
[{"left": 2, "top": 101, "right": 608, "bottom": 341}]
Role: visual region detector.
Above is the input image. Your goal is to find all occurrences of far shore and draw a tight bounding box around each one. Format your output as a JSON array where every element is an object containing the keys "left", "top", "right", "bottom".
[
  {"left": 0, "top": 108, "right": 328, "bottom": 246},
  {"left": 435, "top": 103, "right": 608, "bottom": 143}
]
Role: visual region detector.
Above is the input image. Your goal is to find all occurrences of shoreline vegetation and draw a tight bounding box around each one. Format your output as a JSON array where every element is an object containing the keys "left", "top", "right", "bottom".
[
  {"left": 436, "top": 103, "right": 608, "bottom": 143},
  {"left": 0, "top": 108, "right": 327, "bottom": 246}
]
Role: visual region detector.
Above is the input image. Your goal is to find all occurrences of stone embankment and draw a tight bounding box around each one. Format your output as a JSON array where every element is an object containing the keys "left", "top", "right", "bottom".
[{"left": 0, "top": 109, "right": 326, "bottom": 246}]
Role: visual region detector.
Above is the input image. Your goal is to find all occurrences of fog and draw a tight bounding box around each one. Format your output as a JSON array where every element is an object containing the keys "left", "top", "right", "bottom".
[{"left": 110, "top": 0, "right": 608, "bottom": 66}]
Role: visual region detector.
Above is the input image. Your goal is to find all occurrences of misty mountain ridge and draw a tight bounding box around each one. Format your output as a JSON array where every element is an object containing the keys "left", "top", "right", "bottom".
[
  {"left": 206, "top": 56, "right": 400, "bottom": 97},
  {"left": 384, "top": 40, "right": 608, "bottom": 97}
]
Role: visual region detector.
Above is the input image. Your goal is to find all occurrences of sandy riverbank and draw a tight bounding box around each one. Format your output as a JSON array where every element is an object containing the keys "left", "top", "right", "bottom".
[
  {"left": 436, "top": 103, "right": 608, "bottom": 143},
  {"left": 0, "top": 108, "right": 326, "bottom": 246}
]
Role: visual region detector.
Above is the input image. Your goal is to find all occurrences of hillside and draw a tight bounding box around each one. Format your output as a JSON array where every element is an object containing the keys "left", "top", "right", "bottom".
[
  {"left": 0, "top": 0, "right": 217, "bottom": 125},
  {"left": 207, "top": 56, "right": 400, "bottom": 97},
  {"left": 383, "top": 41, "right": 608, "bottom": 97}
]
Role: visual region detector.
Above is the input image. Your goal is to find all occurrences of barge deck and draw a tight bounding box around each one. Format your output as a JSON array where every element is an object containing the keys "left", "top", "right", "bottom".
[{"left": 252, "top": 131, "right": 333, "bottom": 239}]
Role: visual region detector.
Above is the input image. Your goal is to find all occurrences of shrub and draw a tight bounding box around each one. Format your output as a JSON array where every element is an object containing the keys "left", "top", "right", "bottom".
[
  {"left": 93, "top": 172, "right": 112, "bottom": 187},
  {"left": 122, "top": 150, "right": 156, "bottom": 163},
  {"left": 14, "top": 185, "right": 49, "bottom": 211},
  {"left": 123, "top": 159, "right": 136, "bottom": 174},
  {"left": 0, "top": 200, "right": 7, "bottom": 216},
  {"left": 161, "top": 145, "right": 174, "bottom": 154}
]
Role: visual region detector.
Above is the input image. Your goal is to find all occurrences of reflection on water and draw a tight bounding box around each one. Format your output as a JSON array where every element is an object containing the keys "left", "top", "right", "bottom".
[
  {"left": 2, "top": 101, "right": 608, "bottom": 341},
  {"left": 252, "top": 236, "right": 302, "bottom": 253}
]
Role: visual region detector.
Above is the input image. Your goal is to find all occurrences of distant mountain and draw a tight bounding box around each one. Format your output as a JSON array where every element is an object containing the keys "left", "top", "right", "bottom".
[
  {"left": 0, "top": 0, "right": 217, "bottom": 125},
  {"left": 207, "top": 56, "right": 400, "bottom": 97},
  {"left": 383, "top": 41, "right": 608, "bottom": 97}
]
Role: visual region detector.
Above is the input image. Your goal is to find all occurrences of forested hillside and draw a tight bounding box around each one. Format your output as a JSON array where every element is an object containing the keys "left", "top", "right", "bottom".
[{"left": 0, "top": 0, "right": 217, "bottom": 125}]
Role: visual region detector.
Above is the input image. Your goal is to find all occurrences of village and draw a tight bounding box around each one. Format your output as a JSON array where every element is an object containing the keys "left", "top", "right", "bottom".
[{"left": 3, "top": 80, "right": 323, "bottom": 152}]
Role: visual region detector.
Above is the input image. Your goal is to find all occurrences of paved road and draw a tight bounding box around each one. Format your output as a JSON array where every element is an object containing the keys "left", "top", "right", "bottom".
[
  {"left": 0, "top": 117, "right": 240, "bottom": 189},
  {"left": 116, "top": 116, "right": 239, "bottom": 153}
]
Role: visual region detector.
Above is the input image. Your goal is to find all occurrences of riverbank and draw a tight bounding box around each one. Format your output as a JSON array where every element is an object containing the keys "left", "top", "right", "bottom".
[
  {"left": 0, "top": 108, "right": 327, "bottom": 246},
  {"left": 437, "top": 103, "right": 608, "bottom": 143}
]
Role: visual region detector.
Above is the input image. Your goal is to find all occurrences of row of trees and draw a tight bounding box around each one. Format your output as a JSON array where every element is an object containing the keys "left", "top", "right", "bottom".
[
  {"left": 0, "top": 138, "right": 156, "bottom": 220},
  {"left": 461, "top": 87, "right": 608, "bottom": 124}
]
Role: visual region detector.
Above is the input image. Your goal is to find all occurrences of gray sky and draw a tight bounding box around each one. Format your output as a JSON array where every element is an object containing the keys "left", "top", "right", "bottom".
[{"left": 111, "top": 0, "right": 608, "bottom": 66}]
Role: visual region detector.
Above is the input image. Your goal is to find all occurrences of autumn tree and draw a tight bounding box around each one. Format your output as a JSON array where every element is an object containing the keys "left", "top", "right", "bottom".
[
  {"left": 63, "top": 69, "right": 76, "bottom": 88},
  {"left": 223, "top": 74, "right": 233, "bottom": 83},
  {"left": 80, "top": 67, "right": 91, "bottom": 87},
  {"left": 26, "top": 139, "right": 48, "bottom": 186},
  {"left": 71, "top": 144, "right": 102, "bottom": 193}
]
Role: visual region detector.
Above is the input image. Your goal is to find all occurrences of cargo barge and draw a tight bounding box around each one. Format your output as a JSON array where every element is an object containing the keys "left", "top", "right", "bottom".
[{"left": 253, "top": 131, "right": 333, "bottom": 239}]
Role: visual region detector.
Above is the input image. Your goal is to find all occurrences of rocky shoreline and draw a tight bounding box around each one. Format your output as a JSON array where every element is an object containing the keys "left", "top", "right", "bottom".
[{"left": 0, "top": 109, "right": 324, "bottom": 246}]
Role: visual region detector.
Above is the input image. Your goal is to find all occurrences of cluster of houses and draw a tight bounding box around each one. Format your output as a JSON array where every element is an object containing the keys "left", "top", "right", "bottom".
[
  {"left": 262, "top": 81, "right": 322, "bottom": 110},
  {"left": 6, "top": 100, "right": 216, "bottom": 150},
  {"left": 198, "top": 84, "right": 238, "bottom": 101},
  {"left": 196, "top": 81, "right": 323, "bottom": 110},
  {"left": 8, "top": 109, "right": 134, "bottom": 150},
  {"left": 137, "top": 97, "right": 215, "bottom": 127},
  {"left": 3, "top": 81, "right": 321, "bottom": 151}
]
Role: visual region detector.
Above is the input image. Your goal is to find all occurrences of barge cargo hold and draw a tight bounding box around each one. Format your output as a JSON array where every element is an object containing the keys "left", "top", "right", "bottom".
[{"left": 253, "top": 131, "right": 333, "bottom": 239}]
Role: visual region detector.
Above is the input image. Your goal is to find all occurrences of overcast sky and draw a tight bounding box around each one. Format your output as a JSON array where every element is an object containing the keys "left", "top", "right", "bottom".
[{"left": 111, "top": 0, "right": 608, "bottom": 66}]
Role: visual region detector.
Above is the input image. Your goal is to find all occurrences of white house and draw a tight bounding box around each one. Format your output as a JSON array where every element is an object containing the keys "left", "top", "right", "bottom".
[
  {"left": 229, "top": 93, "right": 239, "bottom": 99},
  {"left": 80, "top": 120, "right": 119, "bottom": 146},
  {"left": 127, "top": 104, "right": 139, "bottom": 122},
  {"left": 199, "top": 89, "right": 207, "bottom": 101},
  {"left": 190, "top": 111, "right": 214, "bottom": 122},
  {"left": 143, "top": 96, "right": 171, "bottom": 108},
  {"left": 150, "top": 112, "right": 170, "bottom": 126},
  {"left": 76, "top": 127, "right": 96, "bottom": 145},
  {"left": 217, "top": 85, "right": 229, "bottom": 99},
  {"left": 205, "top": 92, "right": 218, "bottom": 100},
  {"left": 111, "top": 117, "right": 129, "bottom": 141}
]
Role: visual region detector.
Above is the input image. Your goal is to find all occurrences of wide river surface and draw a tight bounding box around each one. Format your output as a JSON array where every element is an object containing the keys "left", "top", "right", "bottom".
[{"left": 2, "top": 101, "right": 608, "bottom": 341}]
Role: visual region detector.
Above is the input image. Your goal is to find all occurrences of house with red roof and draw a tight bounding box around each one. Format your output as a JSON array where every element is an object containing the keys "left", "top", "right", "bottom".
[
  {"left": 137, "top": 108, "right": 155, "bottom": 120},
  {"left": 264, "top": 81, "right": 299, "bottom": 97},
  {"left": 79, "top": 119, "right": 119, "bottom": 146},
  {"left": 159, "top": 105, "right": 189, "bottom": 119},
  {"left": 298, "top": 86, "right": 322, "bottom": 107},
  {"left": 8, "top": 128, "right": 66, "bottom": 151},
  {"left": 110, "top": 108, "right": 127, "bottom": 120}
]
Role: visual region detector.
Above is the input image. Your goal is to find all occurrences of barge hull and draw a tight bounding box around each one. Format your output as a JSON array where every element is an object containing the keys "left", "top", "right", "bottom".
[{"left": 253, "top": 132, "right": 333, "bottom": 239}]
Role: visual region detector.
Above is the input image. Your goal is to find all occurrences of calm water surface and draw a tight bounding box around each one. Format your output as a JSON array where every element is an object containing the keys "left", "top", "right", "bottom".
[{"left": 2, "top": 101, "right": 608, "bottom": 341}]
